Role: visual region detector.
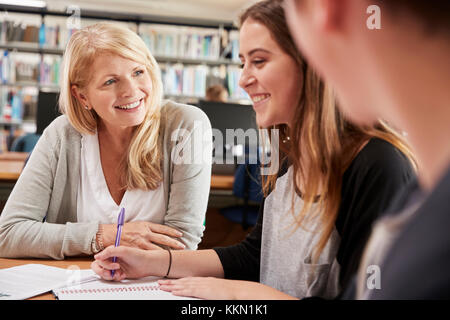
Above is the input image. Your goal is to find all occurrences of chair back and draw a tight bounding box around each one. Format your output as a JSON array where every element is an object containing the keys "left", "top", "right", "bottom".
[{"left": 10, "top": 133, "right": 40, "bottom": 153}]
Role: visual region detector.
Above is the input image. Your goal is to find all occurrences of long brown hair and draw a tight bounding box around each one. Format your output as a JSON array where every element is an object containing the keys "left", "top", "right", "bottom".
[{"left": 240, "top": 0, "right": 417, "bottom": 262}]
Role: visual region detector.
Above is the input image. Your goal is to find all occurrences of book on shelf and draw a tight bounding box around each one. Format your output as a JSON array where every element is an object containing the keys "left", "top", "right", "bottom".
[
  {"left": 39, "top": 55, "right": 60, "bottom": 86},
  {"left": 228, "top": 30, "right": 240, "bottom": 62},
  {"left": 226, "top": 65, "right": 248, "bottom": 100}
]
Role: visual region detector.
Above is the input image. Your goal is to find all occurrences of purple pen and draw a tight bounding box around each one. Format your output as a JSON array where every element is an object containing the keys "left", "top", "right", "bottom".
[{"left": 111, "top": 207, "right": 125, "bottom": 278}]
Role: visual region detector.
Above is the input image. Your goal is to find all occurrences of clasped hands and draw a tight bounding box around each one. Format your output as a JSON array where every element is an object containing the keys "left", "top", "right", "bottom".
[{"left": 100, "top": 221, "right": 186, "bottom": 250}]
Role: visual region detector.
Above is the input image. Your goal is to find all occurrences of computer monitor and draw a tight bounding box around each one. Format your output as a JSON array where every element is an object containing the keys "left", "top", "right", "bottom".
[
  {"left": 197, "top": 100, "right": 259, "bottom": 175},
  {"left": 197, "top": 100, "right": 257, "bottom": 133},
  {"left": 36, "top": 91, "right": 61, "bottom": 135}
]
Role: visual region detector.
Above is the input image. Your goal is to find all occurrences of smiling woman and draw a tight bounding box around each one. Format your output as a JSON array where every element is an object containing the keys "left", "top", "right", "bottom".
[
  {"left": 238, "top": 20, "right": 301, "bottom": 128},
  {"left": 0, "top": 22, "right": 213, "bottom": 259}
]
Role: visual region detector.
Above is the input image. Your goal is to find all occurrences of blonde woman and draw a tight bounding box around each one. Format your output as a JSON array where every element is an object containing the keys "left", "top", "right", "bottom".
[
  {"left": 91, "top": 2, "right": 416, "bottom": 300},
  {"left": 0, "top": 22, "right": 212, "bottom": 259}
]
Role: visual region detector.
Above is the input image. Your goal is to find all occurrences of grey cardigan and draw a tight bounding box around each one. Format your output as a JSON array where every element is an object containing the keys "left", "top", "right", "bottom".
[{"left": 0, "top": 100, "right": 212, "bottom": 259}]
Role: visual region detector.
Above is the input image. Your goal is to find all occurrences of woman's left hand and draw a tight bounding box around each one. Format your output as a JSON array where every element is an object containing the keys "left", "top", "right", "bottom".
[{"left": 157, "top": 277, "right": 297, "bottom": 300}]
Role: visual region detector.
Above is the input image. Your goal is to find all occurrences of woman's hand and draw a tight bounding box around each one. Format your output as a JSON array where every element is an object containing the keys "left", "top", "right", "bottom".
[
  {"left": 91, "top": 245, "right": 168, "bottom": 281},
  {"left": 100, "top": 221, "right": 185, "bottom": 250},
  {"left": 157, "top": 277, "right": 298, "bottom": 300}
]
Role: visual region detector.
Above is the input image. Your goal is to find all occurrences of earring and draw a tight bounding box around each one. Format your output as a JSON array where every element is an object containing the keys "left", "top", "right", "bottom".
[{"left": 84, "top": 106, "right": 89, "bottom": 110}]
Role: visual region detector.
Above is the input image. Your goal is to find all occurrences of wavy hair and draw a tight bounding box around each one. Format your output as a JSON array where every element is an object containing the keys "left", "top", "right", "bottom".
[
  {"left": 240, "top": 0, "right": 417, "bottom": 262},
  {"left": 59, "top": 22, "right": 163, "bottom": 190}
]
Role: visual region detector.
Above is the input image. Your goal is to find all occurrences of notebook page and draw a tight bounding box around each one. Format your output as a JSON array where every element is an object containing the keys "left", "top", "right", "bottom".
[
  {"left": 53, "top": 276, "right": 199, "bottom": 300},
  {"left": 0, "top": 264, "right": 97, "bottom": 300}
]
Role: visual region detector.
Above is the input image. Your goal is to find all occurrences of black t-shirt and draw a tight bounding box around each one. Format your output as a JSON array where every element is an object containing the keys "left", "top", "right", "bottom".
[{"left": 213, "top": 138, "right": 416, "bottom": 295}]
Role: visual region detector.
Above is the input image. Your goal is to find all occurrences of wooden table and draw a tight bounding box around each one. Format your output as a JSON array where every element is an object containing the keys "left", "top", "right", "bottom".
[
  {"left": 0, "top": 257, "right": 93, "bottom": 300},
  {"left": 0, "top": 160, "right": 24, "bottom": 181},
  {"left": 0, "top": 152, "right": 29, "bottom": 162},
  {"left": 0, "top": 152, "right": 234, "bottom": 190},
  {"left": 210, "top": 174, "right": 234, "bottom": 190},
  {"left": 0, "top": 152, "right": 28, "bottom": 181}
]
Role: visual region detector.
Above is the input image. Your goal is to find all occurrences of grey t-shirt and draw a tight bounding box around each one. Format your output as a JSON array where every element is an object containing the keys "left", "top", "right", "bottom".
[{"left": 260, "top": 166, "right": 341, "bottom": 299}]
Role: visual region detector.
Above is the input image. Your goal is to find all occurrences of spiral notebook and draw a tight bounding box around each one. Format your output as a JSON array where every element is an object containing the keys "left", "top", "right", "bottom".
[{"left": 53, "top": 275, "right": 198, "bottom": 300}]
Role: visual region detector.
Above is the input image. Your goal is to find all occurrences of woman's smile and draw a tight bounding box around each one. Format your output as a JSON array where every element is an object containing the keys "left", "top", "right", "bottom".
[{"left": 114, "top": 98, "right": 144, "bottom": 112}]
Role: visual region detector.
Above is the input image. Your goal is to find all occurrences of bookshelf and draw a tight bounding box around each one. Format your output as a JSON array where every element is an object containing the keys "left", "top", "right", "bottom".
[{"left": 0, "top": 4, "right": 249, "bottom": 137}]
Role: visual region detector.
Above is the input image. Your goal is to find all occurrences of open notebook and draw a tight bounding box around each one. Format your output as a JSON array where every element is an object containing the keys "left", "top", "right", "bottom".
[
  {"left": 0, "top": 264, "right": 97, "bottom": 300},
  {"left": 53, "top": 275, "right": 199, "bottom": 300}
]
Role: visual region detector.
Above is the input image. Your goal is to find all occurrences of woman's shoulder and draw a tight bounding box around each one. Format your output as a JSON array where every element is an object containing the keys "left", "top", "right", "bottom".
[
  {"left": 43, "top": 115, "right": 80, "bottom": 136},
  {"left": 160, "top": 100, "right": 210, "bottom": 130},
  {"left": 345, "top": 137, "right": 415, "bottom": 185},
  {"left": 352, "top": 138, "right": 411, "bottom": 171},
  {"left": 40, "top": 115, "right": 82, "bottom": 148}
]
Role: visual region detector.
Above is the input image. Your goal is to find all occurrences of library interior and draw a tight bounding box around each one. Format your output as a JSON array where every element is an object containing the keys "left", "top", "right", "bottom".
[
  {"left": 0, "top": 0, "right": 449, "bottom": 303},
  {"left": 0, "top": 0, "right": 260, "bottom": 250}
]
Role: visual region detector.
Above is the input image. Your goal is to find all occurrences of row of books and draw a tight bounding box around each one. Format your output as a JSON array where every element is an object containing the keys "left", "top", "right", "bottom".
[
  {"left": 160, "top": 64, "right": 248, "bottom": 100},
  {"left": 0, "top": 20, "right": 77, "bottom": 49},
  {"left": 0, "top": 19, "right": 240, "bottom": 62},
  {"left": 0, "top": 50, "right": 61, "bottom": 85},
  {"left": 39, "top": 56, "right": 61, "bottom": 85},
  {"left": 162, "top": 64, "right": 209, "bottom": 98},
  {"left": 140, "top": 25, "right": 222, "bottom": 61}
]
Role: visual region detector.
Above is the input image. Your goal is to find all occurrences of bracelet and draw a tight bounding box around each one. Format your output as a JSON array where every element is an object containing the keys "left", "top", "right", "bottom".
[
  {"left": 165, "top": 249, "right": 172, "bottom": 278},
  {"left": 93, "top": 224, "right": 104, "bottom": 253}
]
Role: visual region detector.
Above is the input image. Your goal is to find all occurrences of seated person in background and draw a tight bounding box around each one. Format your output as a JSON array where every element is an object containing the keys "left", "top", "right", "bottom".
[
  {"left": 284, "top": 0, "right": 450, "bottom": 299},
  {"left": 0, "top": 22, "right": 212, "bottom": 259},
  {"left": 205, "top": 84, "right": 229, "bottom": 102},
  {"left": 92, "top": 1, "right": 416, "bottom": 300}
]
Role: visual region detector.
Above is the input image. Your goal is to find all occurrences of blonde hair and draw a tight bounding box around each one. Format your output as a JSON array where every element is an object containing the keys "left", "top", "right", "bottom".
[
  {"left": 59, "top": 22, "right": 164, "bottom": 190},
  {"left": 241, "top": 1, "right": 417, "bottom": 262}
]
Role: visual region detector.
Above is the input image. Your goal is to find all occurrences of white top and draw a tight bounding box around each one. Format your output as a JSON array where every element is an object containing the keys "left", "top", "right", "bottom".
[{"left": 77, "top": 131, "right": 165, "bottom": 224}]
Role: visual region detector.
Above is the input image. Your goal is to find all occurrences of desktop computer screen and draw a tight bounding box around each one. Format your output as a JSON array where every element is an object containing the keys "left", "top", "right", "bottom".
[
  {"left": 197, "top": 100, "right": 259, "bottom": 175},
  {"left": 36, "top": 91, "right": 61, "bottom": 135}
]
